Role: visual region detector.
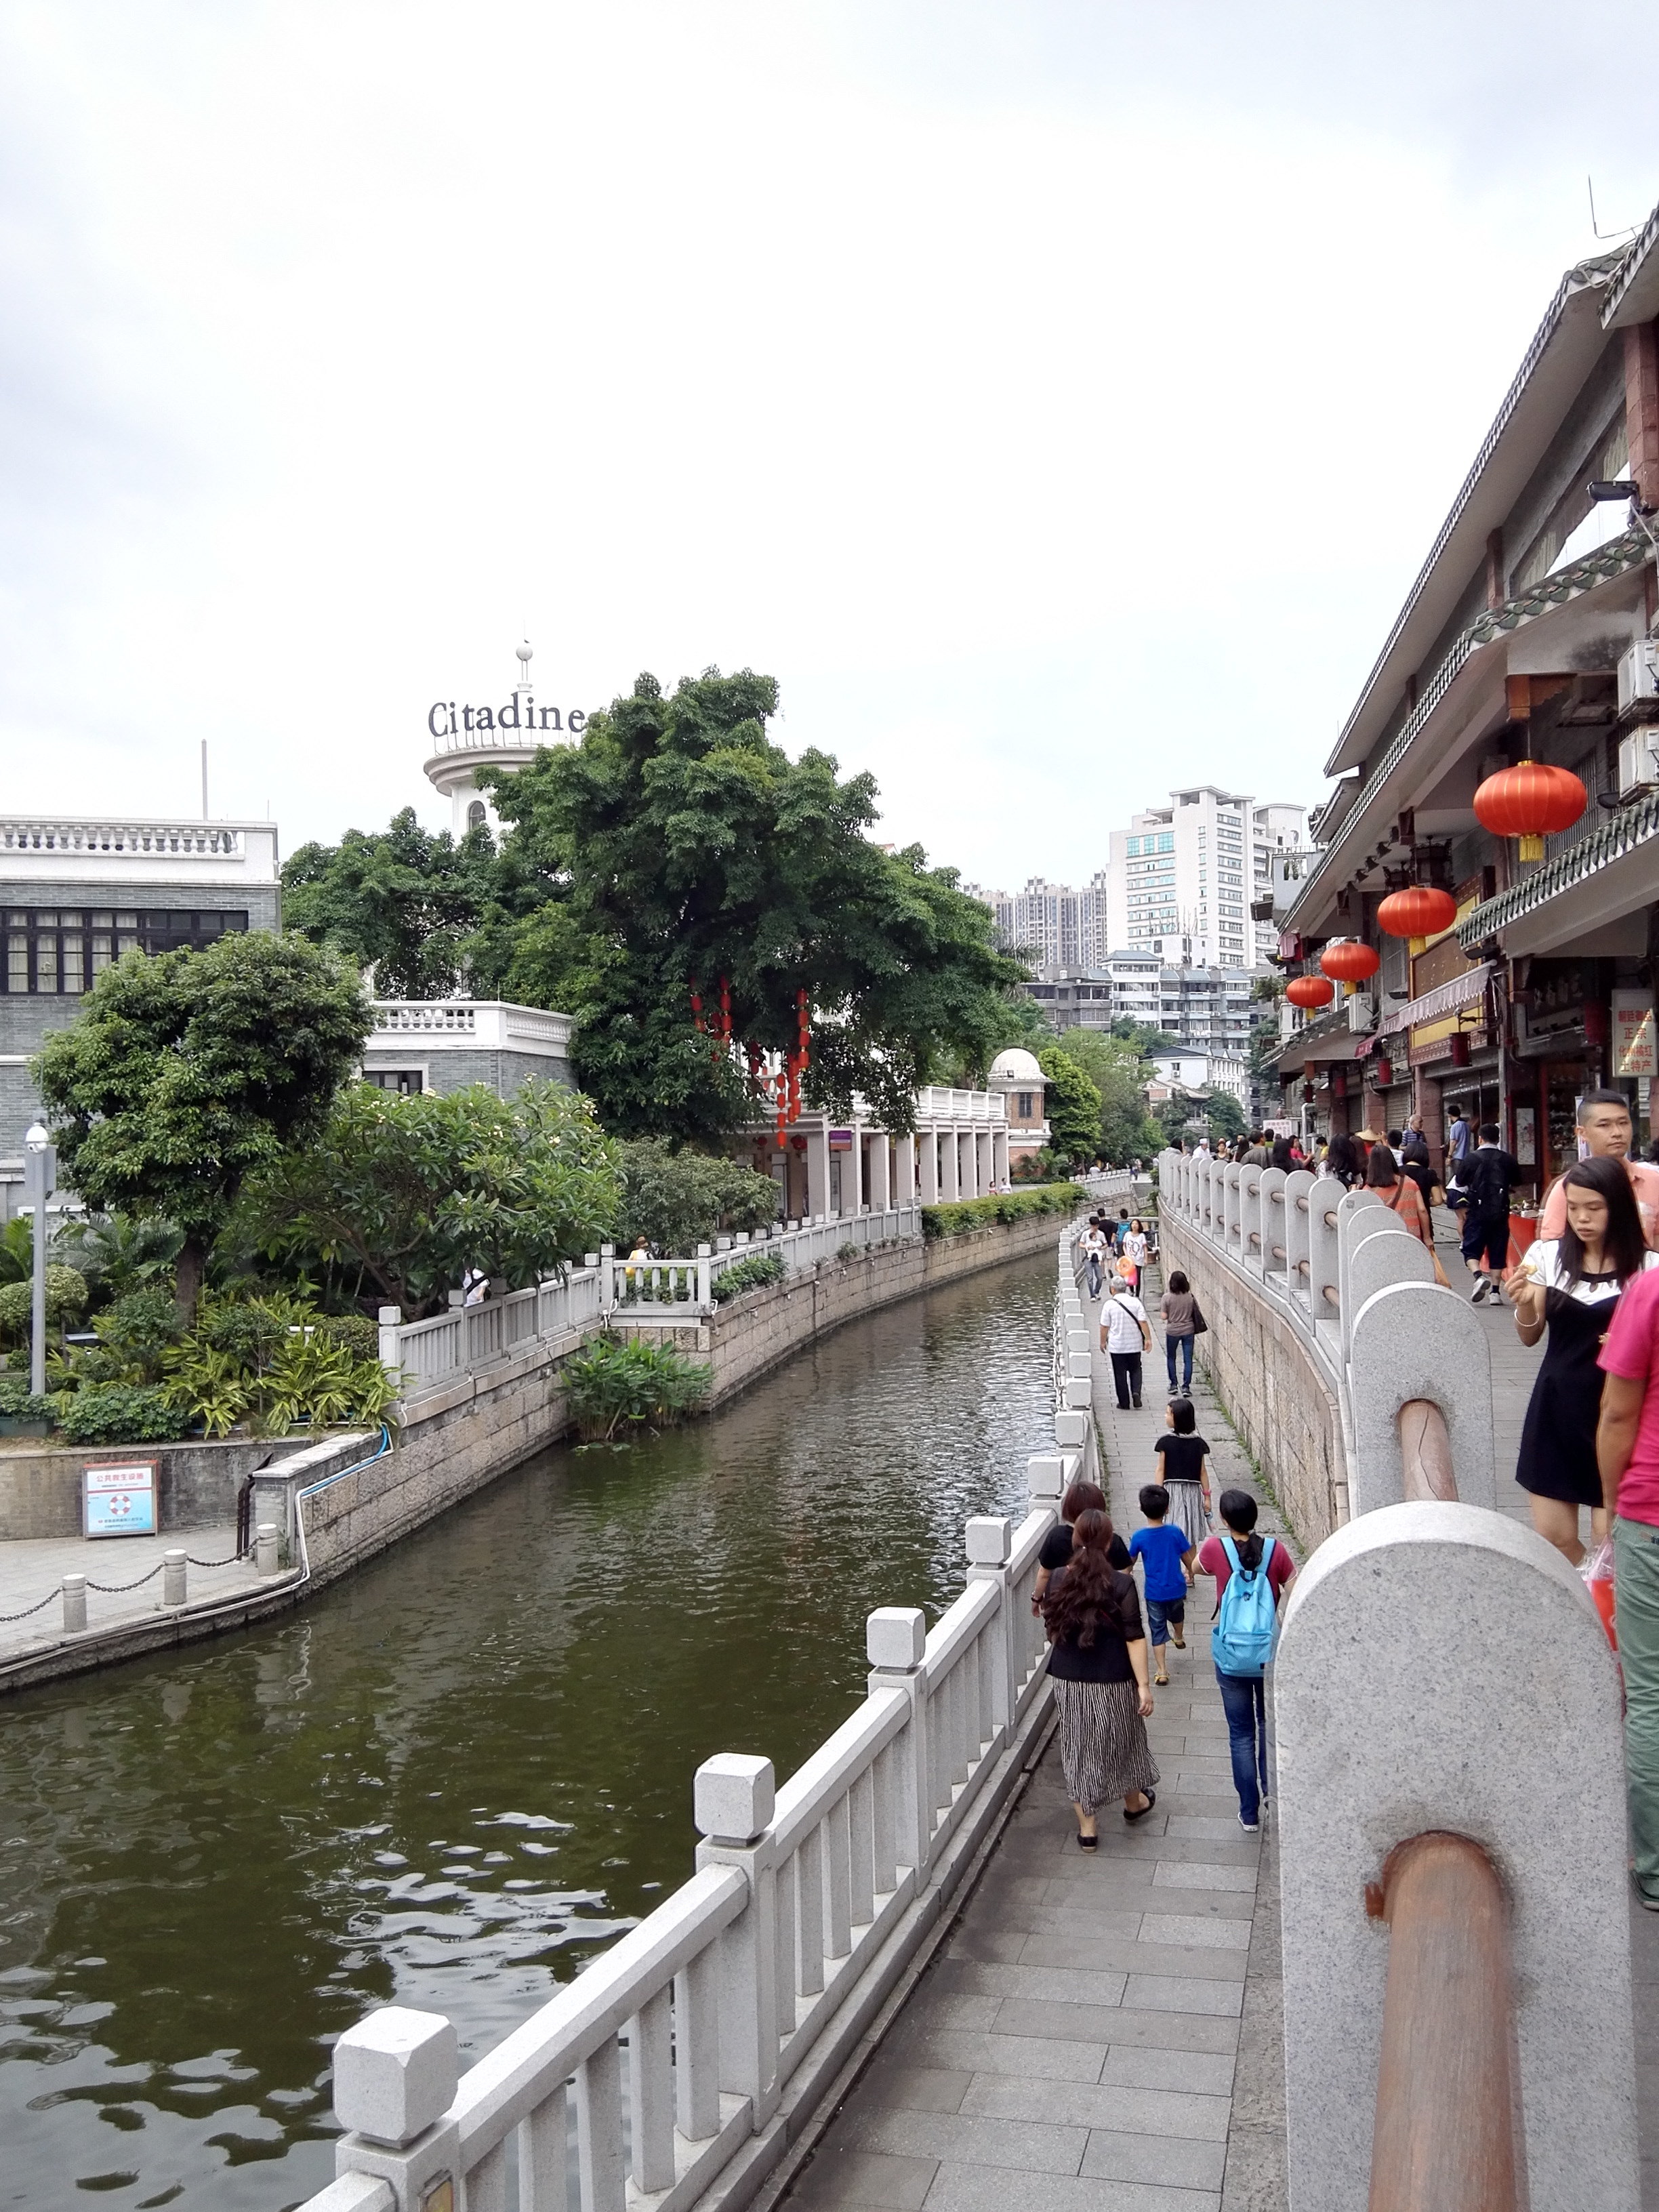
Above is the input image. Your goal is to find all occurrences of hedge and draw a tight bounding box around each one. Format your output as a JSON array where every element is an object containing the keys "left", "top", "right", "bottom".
[{"left": 921, "top": 1183, "right": 1086, "bottom": 1240}]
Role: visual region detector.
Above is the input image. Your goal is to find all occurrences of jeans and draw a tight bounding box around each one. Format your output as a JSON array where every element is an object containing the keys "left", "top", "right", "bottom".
[
  {"left": 1109, "top": 1351, "right": 1143, "bottom": 1408},
  {"left": 1616, "top": 1516, "right": 1659, "bottom": 1896},
  {"left": 1145, "top": 1595, "right": 1185, "bottom": 1647},
  {"left": 1166, "top": 1333, "right": 1193, "bottom": 1391},
  {"left": 1086, "top": 1256, "right": 1102, "bottom": 1298},
  {"left": 1214, "top": 1666, "right": 1268, "bottom": 1824}
]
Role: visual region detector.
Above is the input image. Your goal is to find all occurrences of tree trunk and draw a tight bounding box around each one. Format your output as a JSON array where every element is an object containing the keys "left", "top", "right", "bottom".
[{"left": 175, "top": 1236, "right": 207, "bottom": 1330}]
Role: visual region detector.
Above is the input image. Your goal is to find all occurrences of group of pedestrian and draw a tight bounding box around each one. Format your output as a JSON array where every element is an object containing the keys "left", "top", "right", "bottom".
[{"left": 1078, "top": 1210, "right": 1151, "bottom": 1300}]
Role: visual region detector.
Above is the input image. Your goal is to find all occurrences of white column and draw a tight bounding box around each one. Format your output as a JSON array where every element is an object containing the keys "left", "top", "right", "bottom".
[
  {"left": 806, "top": 1122, "right": 830, "bottom": 1220},
  {"left": 941, "top": 1128, "right": 961, "bottom": 1201},
  {"left": 848, "top": 1123, "right": 865, "bottom": 1212},
  {"left": 918, "top": 1129, "right": 940, "bottom": 1203},
  {"left": 993, "top": 1128, "right": 1010, "bottom": 1187},
  {"left": 895, "top": 1132, "right": 917, "bottom": 1204},
  {"left": 867, "top": 1130, "right": 891, "bottom": 1210},
  {"left": 978, "top": 1128, "right": 994, "bottom": 1193}
]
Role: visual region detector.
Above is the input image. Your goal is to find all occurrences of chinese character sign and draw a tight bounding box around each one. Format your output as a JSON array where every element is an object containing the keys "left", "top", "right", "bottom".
[
  {"left": 1614, "top": 991, "right": 1658, "bottom": 1080},
  {"left": 84, "top": 1461, "right": 159, "bottom": 1538}
]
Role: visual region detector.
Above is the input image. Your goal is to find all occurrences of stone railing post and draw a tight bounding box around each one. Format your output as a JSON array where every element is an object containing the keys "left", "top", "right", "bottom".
[
  {"left": 693, "top": 1753, "right": 780, "bottom": 2126},
  {"left": 1276, "top": 1503, "right": 1635, "bottom": 2211},
  {"left": 1334, "top": 1187, "right": 1387, "bottom": 1328},
  {"left": 377, "top": 1307, "right": 402, "bottom": 1387},
  {"left": 163, "top": 1550, "right": 187, "bottom": 1607},
  {"left": 965, "top": 1514, "right": 1014, "bottom": 1736},
  {"left": 1223, "top": 1164, "right": 1241, "bottom": 1254},
  {"left": 867, "top": 1606, "right": 930, "bottom": 1881},
  {"left": 1282, "top": 1168, "right": 1315, "bottom": 1305},
  {"left": 62, "top": 1574, "right": 87, "bottom": 1633},
  {"left": 1341, "top": 1212, "right": 1430, "bottom": 1366},
  {"left": 1346, "top": 1283, "right": 1497, "bottom": 1513},
  {"left": 1306, "top": 1177, "right": 1344, "bottom": 1326},
  {"left": 255, "top": 1523, "right": 281, "bottom": 1576},
  {"left": 696, "top": 1256, "right": 712, "bottom": 1309},
  {"left": 330, "top": 2006, "right": 461, "bottom": 2211},
  {"left": 1257, "top": 1166, "right": 1287, "bottom": 1282}
]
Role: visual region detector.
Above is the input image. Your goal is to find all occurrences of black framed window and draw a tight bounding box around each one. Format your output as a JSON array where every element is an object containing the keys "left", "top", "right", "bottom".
[
  {"left": 1, "top": 909, "right": 248, "bottom": 994},
  {"left": 363, "top": 1069, "right": 425, "bottom": 1094}
]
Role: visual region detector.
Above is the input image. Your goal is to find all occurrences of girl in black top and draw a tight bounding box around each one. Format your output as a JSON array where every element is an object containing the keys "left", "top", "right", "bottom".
[
  {"left": 1032, "top": 1479, "right": 1132, "bottom": 1610},
  {"left": 1042, "top": 1511, "right": 1159, "bottom": 1846},
  {"left": 1153, "top": 1398, "right": 1212, "bottom": 1550}
]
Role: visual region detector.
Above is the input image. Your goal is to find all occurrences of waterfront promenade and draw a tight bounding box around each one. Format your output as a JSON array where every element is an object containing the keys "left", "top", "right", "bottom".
[{"left": 785, "top": 1267, "right": 1292, "bottom": 2212}]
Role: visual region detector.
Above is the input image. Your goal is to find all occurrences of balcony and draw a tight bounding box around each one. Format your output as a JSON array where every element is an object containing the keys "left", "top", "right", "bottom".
[{"left": 1456, "top": 786, "right": 1659, "bottom": 957}]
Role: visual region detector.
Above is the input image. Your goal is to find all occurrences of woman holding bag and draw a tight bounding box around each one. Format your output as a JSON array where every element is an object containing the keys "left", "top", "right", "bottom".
[
  {"left": 1160, "top": 1269, "right": 1202, "bottom": 1396},
  {"left": 1041, "top": 1509, "right": 1159, "bottom": 1847},
  {"left": 1364, "top": 1145, "right": 1446, "bottom": 1280}
]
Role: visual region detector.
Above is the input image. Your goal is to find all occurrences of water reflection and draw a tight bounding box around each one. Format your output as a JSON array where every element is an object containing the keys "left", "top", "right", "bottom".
[{"left": 0, "top": 1253, "right": 1054, "bottom": 2207}]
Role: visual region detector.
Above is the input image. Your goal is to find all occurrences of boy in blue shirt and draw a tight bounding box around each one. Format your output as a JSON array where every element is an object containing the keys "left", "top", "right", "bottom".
[{"left": 1130, "top": 1483, "right": 1196, "bottom": 1688}]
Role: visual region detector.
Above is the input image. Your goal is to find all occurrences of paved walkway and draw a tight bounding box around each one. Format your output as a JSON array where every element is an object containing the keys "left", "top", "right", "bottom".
[
  {"left": 0, "top": 1523, "right": 260, "bottom": 1664},
  {"left": 787, "top": 1267, "right": 1289, "bottom": 2212}
]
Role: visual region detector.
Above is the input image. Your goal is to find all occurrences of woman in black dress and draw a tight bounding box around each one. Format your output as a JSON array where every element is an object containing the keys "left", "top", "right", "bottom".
[{"left": 1512, "top": 1155, "right": 1657, "bottom": 1562}]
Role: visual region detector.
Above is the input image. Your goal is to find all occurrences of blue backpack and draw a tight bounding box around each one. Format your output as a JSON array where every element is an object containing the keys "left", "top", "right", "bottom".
[{"left": 1211, "top": 1535, "right": 1279, "bottom": 1677}]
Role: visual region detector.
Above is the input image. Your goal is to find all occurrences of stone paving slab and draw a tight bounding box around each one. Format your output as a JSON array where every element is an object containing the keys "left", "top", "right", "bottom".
[{"left": 0, "top": 1521, "right": 260, "bottom": 1662}]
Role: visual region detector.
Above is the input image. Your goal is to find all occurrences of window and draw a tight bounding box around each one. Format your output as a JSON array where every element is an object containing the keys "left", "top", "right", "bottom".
[
  {"left": 467, "top": 799, "right": 487, "bottom": 830},
  {"left": 0, "top": 909, "right": 248, "bottom": 994},
  {"left": 365, "top": 1069, "right": 425, "bottom": 1094},
  {"left": 1017, "top": 1090, "right": 1034, "bottom": 1118}
]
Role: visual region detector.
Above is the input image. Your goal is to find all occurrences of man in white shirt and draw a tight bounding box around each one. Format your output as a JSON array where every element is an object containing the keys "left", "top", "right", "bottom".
[{"left": 1101, "top": 1277, "right": 1153, "bottom": 1410}]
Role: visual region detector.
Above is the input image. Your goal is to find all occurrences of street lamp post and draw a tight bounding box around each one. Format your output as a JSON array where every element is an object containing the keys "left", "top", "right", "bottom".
[{"left": 22, "top": 1123, "right": 56, "bottom": 1400}]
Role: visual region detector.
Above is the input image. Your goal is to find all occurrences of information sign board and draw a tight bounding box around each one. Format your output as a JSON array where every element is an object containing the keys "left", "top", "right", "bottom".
[
  {"left": 84, "top": 1460, "right": 159, "bottom": 1538},
  {"left": 1614, "top": 990, "right": 1658, "bottom": 1079}
]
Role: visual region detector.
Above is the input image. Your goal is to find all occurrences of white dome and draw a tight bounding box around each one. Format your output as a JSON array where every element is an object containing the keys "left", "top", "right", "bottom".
[{"left": 988, "top": 1047, "right": 1044, "bottom": 1084}]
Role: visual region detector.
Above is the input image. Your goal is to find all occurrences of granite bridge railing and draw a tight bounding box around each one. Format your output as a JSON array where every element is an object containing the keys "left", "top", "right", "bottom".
[
  {"left": 1157, "top": 1146, "right": 1639, "bottom": 2210},
  {"left": 294, "top": 1222, "right": 1101, "bottom": 2212}
]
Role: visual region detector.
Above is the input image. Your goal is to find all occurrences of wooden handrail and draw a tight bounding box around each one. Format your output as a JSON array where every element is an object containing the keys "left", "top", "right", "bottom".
[
  {"left": 1366, "top": 1831, "right": 1520, "bottom": 2212},
  {"left": 1399, "top": 1398, "right": 1457, "bottom": 1501}
]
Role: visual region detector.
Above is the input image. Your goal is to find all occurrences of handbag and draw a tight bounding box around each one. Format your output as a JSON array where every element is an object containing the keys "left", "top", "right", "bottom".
[{"left": 1189, "top": 1298, "right": 1208, "bottom": 1336}]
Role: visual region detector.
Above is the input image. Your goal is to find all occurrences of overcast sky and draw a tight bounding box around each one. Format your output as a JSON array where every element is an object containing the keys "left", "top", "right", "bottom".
[{"left": 1, "top": 1, "right": 1654, "bottom": 890}]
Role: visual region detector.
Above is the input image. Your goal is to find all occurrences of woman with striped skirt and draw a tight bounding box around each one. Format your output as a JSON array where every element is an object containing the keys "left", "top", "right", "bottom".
[{"left": 1041, "top": 1509, "right": 1159, "bottom": 1847}]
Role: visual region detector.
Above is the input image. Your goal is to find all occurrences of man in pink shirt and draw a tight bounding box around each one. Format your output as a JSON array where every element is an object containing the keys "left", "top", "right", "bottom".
[
  {"left": 1597, "top": 1267, "right": 1659, "bottom": 1906},
  {"left": 1540, "top": 1089, "right": 1659, "bottom": 1248}
]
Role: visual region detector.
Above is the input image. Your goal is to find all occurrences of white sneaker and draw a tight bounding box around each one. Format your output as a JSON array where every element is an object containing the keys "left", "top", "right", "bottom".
[
  {"left": 1469, "top": 1280, "right": 1487, "bottom": 1305},
  {"left": 1239, "top": 1813, "right": 1260, "bottom": 1833}
]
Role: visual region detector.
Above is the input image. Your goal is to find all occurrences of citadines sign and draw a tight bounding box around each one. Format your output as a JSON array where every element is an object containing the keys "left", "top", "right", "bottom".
[{"left": 428, "top": 699, "right": 588, "bottom": 739}]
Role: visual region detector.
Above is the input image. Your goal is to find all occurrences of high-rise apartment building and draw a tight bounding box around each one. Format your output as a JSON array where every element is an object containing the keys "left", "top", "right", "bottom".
[
  {"left": 1106, "top": 787, "right": 1307, "bottom": 968},
  {"left": 965, "top": 874, "right": 1110, "bottom": 979}
]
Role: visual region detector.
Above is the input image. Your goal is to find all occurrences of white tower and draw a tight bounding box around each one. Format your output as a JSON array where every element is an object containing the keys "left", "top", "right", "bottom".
[{"left": 424, "top": 640, "right": 553, "bottom": 837}]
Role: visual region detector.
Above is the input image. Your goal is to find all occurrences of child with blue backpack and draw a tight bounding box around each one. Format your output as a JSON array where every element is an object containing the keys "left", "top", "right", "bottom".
[{"left": 1196, "top": 1490, "right": 1296, "bottom": 1833}]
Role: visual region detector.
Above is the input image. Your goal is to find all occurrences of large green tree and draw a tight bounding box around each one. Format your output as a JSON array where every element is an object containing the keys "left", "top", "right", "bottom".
[
  {"left": 475, "top": 668, "right": 1024, "bottom": 1141},
  {"left": 283, "top": 808, "right": 498, "bottom": 999},
  {"left": 230, "top": 1080, "right": 621, "bottom": 1319},
  {"left": 1054, "top": 1027, "right": 1162, "bottom": 1164},
  {"left": 1035, "top": 1045, "right": 1103, "bottom": 1167},
  {"left": 36, "top": 934, "right": 371, "bottom": 1319}
]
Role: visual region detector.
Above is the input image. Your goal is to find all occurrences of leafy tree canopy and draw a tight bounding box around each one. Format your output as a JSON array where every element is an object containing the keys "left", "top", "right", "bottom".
[
  {"left": 283, "top": 808, "right": 499, "bottom": 999},
  {"left": 1035, "top": 1046, "right": 1103, "bottom": 1167},
  {"left": 230, "top": 1079, "right": 621, "bottom": 1319},
  {"left": 1109, "top": 1015, "right": 1182, "bottom": 1057},
  {"left": 37, "top": 935, "right": 371, "bottom": 1318},
  {"left": 615, "top": 1141, "right": 781, "bottom": 1254},
  {"left": 474, "top": 668, "right": 1025, "bottom": 1141},
  {"left": 1053, "top": 1027, "right": 1163, "bottom": 1165}
]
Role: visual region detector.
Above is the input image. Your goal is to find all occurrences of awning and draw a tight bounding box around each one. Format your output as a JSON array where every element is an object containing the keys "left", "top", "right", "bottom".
[{"left": 1381, "top": 962, "right": 1496, "bottom": 1038}]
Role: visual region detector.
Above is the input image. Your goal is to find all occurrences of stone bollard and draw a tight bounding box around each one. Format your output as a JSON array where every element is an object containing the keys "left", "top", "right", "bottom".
[
  {"left": 163, "top": 1550, "right": 187, "bottom": 1607},
  {"left": 255, "top": 1523, "right": 281, "bottom": 1576},
  {"left": 62, "top": 1573, "right": 87, "bottom": 1634},
  {"left": 332, "top": 2005, "right": 461, "bottom": 2211}
]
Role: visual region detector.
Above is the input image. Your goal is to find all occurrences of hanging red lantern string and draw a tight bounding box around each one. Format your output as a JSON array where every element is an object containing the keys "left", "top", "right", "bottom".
[
  {"left": 1473, "top": 760, "right": 1586, "bottom": 863},
  {"left": 1319, "top": 939, "right": 1380, "bottom": 996},
  {"left": 689, "top": 984, "right": 705, "bottom": 1033},
  {"left": 718, "top": 976, "right": 732, "bottom": 1045}
]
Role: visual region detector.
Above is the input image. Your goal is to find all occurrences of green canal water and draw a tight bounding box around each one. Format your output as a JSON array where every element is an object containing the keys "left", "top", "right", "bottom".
[{"left": 0, "top": 1251, "right": 1057, "bottom": 2211}]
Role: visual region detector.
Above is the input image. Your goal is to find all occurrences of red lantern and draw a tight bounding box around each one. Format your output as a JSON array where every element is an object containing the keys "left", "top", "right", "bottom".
[
  {"left": 1376, "top": 1055, "right": 1394, "bottom": 1087},
  {"left": 1287, "top": 975, "right": 1336, "bottom": 1010},
  {"left": 1449, "top": 1033, "right": 1472, "bottom": 1069},
  {"left": 1473, "top": 761, "right": 1586, "bottom": 862},
  {"left": 1319, "top": 939, "right": 1380, "bottom": 996},
  {"left": 1377, "top": 884, "right": 1458, "bottom": 939}
]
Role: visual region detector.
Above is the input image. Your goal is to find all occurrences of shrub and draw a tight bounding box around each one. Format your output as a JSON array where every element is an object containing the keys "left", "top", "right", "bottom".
[
  {"left": 58, "top": 1385, "right": 190, "bottom": 1445},
  {"left": 921, "top": 1185, "right": 1085, "bottom": 1239},
  {"left": 0, "top": 1378, "right": 58, "bottom": 1420},
  {"left": 91, "top": 1288, "right": 182, "bottom": 1384},
  {"left": 0, "top": 1265, "right": 89, "bottom": 1343},
  {"left": 710, "top": 1252, "right": 785, "bottom": 1303},
  {"left": 562, "top": 1336, "right": 712, "bottom": 1441},
  {"left": 616, "top": 1140, "right": 781, "bottom": 1254},
  {"left": 160, "top": 1293, "right": 399, "bottom": 1437}
]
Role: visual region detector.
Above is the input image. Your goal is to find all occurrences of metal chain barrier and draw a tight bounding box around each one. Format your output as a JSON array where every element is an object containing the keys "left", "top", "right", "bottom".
[
  {"left": 83, "top": 1563, "right": 167, "bottom": 1595},
  {"left": 0, "top": 1589, "right": 63, "bottom": 1624},
  {"left": 182, "top": 1550, "right": 245, "bottom": 1569}
]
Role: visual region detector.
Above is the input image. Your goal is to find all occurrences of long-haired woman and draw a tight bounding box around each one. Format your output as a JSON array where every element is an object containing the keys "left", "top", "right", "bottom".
[
  {"left": 1041, "top": 1510, "right": 1159, "bottom": 1846},
  {"left": 1032, "top": 1479, "right": 1130, "bottom": 1609},
  {"left": 1512, "top": 1153, "right": 1659, "bottom": 1562},
  {"left": 1365, "top": 1143, "right": 1435, "bottom": 1246}
]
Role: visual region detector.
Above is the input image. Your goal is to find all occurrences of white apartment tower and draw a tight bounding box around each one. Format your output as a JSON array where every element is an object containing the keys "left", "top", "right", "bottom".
[{"left": 1107, "top": 787, "right": 1306, "bottom": 969}]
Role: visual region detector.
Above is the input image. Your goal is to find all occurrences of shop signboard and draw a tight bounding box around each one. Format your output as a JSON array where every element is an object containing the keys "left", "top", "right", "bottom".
[
  {"left": 1613, "top": 990, "right": 1658, "bottom": 1080},
  {"left": 827, "top": 1128, "right": 854, "bottom": 1151},
  {"left": 84, "top": 1460, "right": 159, "bottom": 1538}
]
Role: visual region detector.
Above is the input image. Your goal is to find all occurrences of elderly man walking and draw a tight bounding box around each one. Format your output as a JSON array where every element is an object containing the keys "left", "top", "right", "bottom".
[
  {"left": 1540, "top": 1088, "right": 1659, "bottom": 1248},
  {"left": 1101, "top": 1275, "right": 1153, "bottom": 1411}
]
